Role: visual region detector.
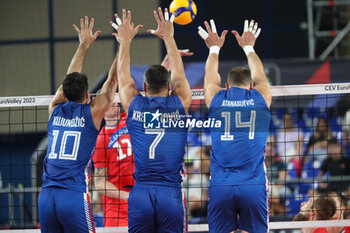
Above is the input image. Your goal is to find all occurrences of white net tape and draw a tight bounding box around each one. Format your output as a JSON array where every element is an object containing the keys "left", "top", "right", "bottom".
[{"left": 0, "top": 83, "right": 349, "bottom": 108}]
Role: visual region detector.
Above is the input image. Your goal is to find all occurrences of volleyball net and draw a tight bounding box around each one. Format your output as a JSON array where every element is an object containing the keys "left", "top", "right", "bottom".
[{"left": 0, "top": 83, "right": 350, "bottom": 232}]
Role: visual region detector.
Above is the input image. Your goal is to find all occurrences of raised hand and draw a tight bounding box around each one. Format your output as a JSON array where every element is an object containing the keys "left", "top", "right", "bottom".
[
  {"left": 73, "top": 16, "right": 101, "bottom": 48},
  {"left": 232, "top": 19, "right": 261, "bottom": 48},
  {"left": 198, "top": 19, "right": 228, "bottom": 49},
  {"left": 111, "top": 9, "right": 143, "bottom": 44},
  {"left": 147, "top": 7, "right": 175, "bottom": 40},
  {"left": 161, "top": 49, "right": 194, "bottom": 71}
]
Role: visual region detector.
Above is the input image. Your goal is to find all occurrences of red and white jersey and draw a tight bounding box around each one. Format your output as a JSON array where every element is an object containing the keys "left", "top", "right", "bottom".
[{"left": 92, "top": 113, "right": 134, "bottom": 227}]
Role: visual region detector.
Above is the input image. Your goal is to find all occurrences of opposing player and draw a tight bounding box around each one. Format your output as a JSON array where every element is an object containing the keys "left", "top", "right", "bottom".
[
  {"left": 38, "top": 16, "right": 119, "bottom": 233},
  {"left": 114, "top": 8, "right": 191, "bottom": 232},
  {"left": 293, "top": 194, "right": 336, "bottom": 233},
  {"left": 93, "top": 102, "right": 134, "bottom": 227},
  {"left": 198, "top": 19, "right": 271, "bottom": 232}
]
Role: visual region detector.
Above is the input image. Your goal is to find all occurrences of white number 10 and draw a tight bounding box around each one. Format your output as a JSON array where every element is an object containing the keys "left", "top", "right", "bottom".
[
  {"left": 221, "top": 110, "right": 256, "bottom": 141},
  {"left": 48, "top": 130, "right": 81, "bottom": 160}
]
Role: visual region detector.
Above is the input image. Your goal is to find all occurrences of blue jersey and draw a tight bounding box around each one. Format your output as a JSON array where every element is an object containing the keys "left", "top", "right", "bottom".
[
  {"left": 42, "top": 102, "right": 99, "bottom": 192},
  {"left": 208, "top": 87, "right": 271, "bottom": 185},
  {"left": 126, "top": 95, "right": 188, "bottom": 187}
]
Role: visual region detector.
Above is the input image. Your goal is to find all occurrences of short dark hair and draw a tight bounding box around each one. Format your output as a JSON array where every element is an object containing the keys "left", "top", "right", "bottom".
[
  {"left": 62, "top": 72, "right": 88, "bottom": 102},
  {"left": 227, "top": 67, "right": 252, "bottom": 87},
  {"left": 326, "top": 191, "right": 348, "bottom": 207},
  {"left": 144, "top": 65, "right": 170, "bottom": 93},
  {"left": 314, "top": 195, "right": 336, "bottom": 220}
]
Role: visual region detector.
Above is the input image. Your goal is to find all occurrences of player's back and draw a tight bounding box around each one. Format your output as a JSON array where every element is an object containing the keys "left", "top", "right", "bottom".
[
  {"left": 43, "top": 101, "right": 99, "bottom": 192},
  {"left": 126, "top": 95, "right": 188, "bottom": 187},
  {"left": 208, "top": 87, "right": 271, "bottom": 185}
]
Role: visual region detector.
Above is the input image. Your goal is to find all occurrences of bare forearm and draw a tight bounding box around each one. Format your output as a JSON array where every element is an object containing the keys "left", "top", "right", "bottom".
[
  {"left": 67, "top": 44, "right": 89, "bottom": 74},
  {"left": 108, "top": 53, "right": 119, "bottom": 83},
  {"left": 163, "top": 36, "right": 185, "bottom": 79},
  {"left": 117, "top": 42, "right": 133, "bottom": 87},
  {"left": 247, "top": 52, "right": 267, "bottom": 85},
  {"left": 100, "top": 55, "right": 118, "bottom": 99},
  {"left": 204, "top": 53, "right": 221, "bottom": 87},
  {"left": 117, "top": 41, "right": 138, "bottom": 110},
  {"left": 50, "top": 43, "right": 89, "bottom": 112},
  {"left": 95, "top": 178, "right": 128, "bottom": 200}
]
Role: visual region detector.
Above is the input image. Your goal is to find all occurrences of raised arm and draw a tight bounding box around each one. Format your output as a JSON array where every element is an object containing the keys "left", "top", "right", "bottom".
[
  {"left": 113, "top": 9, "right": 143, "bottom": 114},
  {"left": 232, "top": 20, "right": 271, "bottom": 108},
  {"left": 90, "top": 52, "right": 119, "bottom": 130},
  {"left": 161, "top": 49, "right": 193, "bottom": 71},
  {"left": 49, "top": 16, "right": 101, "bottom": 116},
  {"left": 94, "top": 168, "right": 129, "bottom": 200},
  {"left": 198, "top": 20, "right": 227, "bottom": 108},
  {"left": 148, "top": 8, "right": 191, "bottom": 113}
]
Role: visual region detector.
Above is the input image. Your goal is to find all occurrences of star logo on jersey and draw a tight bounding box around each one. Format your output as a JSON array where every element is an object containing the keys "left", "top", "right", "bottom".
[
  {"left": 151, "top": 109, "right": 162, "bottom": 122},
  {"left": 144, "top": 110, "right": 162, "bottom": 129}
]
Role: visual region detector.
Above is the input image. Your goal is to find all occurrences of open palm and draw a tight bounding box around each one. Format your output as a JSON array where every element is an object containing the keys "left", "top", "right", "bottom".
[
  {"left": 73, "top": 16, "right": 101, "bottom": 47},
  {"left": 147, "top": 8, "right": 174, "bottom": 39}
]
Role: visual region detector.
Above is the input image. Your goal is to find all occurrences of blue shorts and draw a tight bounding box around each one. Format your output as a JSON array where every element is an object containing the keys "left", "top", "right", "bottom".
[
  {"left": 128, "top": 184, "right": 187, "bottom": 233},
  {"left": 208, "top": 184, "right": 269, "bottom": 233},
  {"left": 38, "top": 187, "right": 95, "bottom": 233}
]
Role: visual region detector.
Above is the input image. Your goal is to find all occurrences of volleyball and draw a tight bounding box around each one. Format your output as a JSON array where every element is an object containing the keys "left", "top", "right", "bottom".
[{"left": 169, "top": 0, "right": 197, "bottom": 25}]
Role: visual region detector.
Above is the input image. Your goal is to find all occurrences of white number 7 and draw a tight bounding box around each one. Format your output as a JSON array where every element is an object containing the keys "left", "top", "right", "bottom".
[{"left": 145, "top": 129, "right": 165, "bottom": 159}]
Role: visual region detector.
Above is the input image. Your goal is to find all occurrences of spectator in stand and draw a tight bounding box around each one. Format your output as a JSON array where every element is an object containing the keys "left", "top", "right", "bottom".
[
  {"left": 301, "top": 118, "right": 336, "bottom": 194},
  {"left": 276, "top": 112, "right": 304, "bottom": 176},
  {"left": 265, "top": 135, "right": 289, "bottom": 216},
  {"left": 318, "top": 139, "right": 350, "bottom": 192},
  {"left": 293, "top": 194, "right": 336, "bottom": 233},
  {"left": 306, "top": 117, "right": 336, "bottom": 161}
]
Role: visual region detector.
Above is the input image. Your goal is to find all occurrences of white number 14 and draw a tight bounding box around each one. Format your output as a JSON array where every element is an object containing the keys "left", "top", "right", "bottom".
[{"left": 221, "top": 111, "right": 256, "bottom": 141}]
